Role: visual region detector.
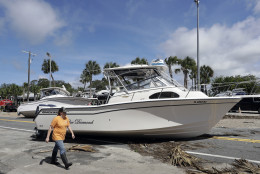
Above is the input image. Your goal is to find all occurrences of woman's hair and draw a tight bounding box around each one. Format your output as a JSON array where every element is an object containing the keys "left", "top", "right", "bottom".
[{"left": 58, "top": 107, "right": 66, "bottom": 115}]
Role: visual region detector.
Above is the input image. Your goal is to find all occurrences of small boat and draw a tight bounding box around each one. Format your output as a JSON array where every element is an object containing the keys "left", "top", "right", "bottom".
[
  {"left": 18, "top": 86, "right": 91, "bottom": 117},
  {"left": 35, "top": 63, "right": 240, "bottom": 138}
]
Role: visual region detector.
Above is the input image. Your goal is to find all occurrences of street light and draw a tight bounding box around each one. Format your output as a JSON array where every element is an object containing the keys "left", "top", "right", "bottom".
[
  {"left": 194, "top": 0, "right": 200, "bottom": 91},
  {"left": 22, "top": 50, "right": 36, "bottom": 102}
]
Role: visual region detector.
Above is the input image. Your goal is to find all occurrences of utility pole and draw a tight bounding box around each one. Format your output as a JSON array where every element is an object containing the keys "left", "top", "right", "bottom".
[
  {"left": 22, "top": 51, "right": 36, "bottom": 102},
  {"left": 46, "top": 52, "right": 51, "bottom": 87},
  {"left": 194, "top": 0, "right": 200, "bottom": 91}
]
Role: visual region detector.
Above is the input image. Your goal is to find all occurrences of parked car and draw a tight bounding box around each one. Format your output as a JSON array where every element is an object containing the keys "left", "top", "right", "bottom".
[
  {"left": 230, "top": 96, "right": 260, "bottom": 113},
  {"left": 3, "top": 103, "right": 17, "bottom": 112}
]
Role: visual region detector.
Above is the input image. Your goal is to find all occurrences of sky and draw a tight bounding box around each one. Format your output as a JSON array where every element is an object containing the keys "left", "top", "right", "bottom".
[{"left": 0, "top": 0, "right": 260, "bottom": 88}]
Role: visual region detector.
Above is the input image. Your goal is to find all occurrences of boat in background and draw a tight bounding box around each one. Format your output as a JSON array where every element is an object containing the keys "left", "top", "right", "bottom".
[
  {"left": 35, "top": 61, "right": 241, "bottom": 138},
  {"left": 18, "top": 86, "right": 91, "bottom": 117}
]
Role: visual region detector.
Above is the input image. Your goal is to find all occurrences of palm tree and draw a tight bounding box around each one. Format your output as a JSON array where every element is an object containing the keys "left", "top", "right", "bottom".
[
  {"left": 83, "top": 60, "right": 101, "bottom": 88},
  {"left": 175, "top": 56, "right": 196, "bottom": 88},
  {"left": 41, "top": 59, "right": 59, "bottom": 86},
  {"left": 131, "top": 57, "right": 148, "bottom": 65},
  {"left": 164, "top": 56, "right": 180, "bottom": 79},
  {"left": 103, "top": 62, "right": 119, "bottom": 69},
  {"left": 189, "top": 65, "right": 197, "bottom": 90},
  {"left": 200, "top": 65, "right": 214, "bottom": 93},
  {"left": 103, "top": 62, "right": 119, "bottom": 88},
  {"left": 80, "top": 69, "right": 91, "bottom": 90}
]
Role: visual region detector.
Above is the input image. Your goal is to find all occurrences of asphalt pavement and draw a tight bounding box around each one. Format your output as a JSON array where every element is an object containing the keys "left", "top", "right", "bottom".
[
  {"left": 0, "top": 112, "right": 185, "bottom": 174},
  {"left": 0, "top": 111, "right": 260, "bottom": 174}
]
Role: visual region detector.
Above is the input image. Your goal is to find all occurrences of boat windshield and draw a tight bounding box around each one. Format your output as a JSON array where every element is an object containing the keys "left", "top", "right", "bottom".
[
  {"left": 40, "top": 88, "right": 69, "bottom": 98},
  {"left": 109, "top": 68, "right": 178, "bottom": 91}
]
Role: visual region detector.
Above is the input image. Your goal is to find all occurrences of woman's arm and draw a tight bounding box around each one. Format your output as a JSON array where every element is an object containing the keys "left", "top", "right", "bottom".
[
  {"left": 45, "top": 126, "right": 53, "bottom": 143},
  {"left": 68, "top": 125, "right": 75, "bottom": 139}
]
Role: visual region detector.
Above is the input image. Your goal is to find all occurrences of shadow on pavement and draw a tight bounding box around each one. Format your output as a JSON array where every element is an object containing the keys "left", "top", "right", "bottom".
[{"left": 39, "top": 156, "right": 65, "bottom": 169}]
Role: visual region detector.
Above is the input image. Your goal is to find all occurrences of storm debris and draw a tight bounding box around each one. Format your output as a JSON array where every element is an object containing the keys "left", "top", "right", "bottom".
[
  {"left": 67, "top": 144, "right": 95, "bottom": 152},
  {"left": 128, "top": 142, "right": 260, "bottom": 174},
  {"left": 232, "top": 159, "right": 260, "bottom": 174},
  {"left": 169, "top": 145, "right": 199, "bottom": 167}
]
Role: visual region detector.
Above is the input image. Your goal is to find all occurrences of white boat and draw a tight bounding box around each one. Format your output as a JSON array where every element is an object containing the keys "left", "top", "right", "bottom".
[
  {"left": 34, "top": 63, "right": 241, "bottom": 138},
  {"left": 18, "top": 86, "right": 91, "bottom": 118}
]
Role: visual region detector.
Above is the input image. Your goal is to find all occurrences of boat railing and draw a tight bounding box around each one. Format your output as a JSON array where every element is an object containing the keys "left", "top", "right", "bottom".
[{"left": 205, "top": 79, "right": 260, "bottom": 96}]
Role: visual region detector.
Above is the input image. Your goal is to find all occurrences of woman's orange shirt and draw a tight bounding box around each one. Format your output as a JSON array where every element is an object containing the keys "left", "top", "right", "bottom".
[{"left": 51, "top": 116, "right": 70, "bottom": 141}]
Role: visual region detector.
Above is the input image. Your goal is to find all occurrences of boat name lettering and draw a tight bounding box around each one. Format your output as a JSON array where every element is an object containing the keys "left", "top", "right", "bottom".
[
  {"left": 194, "top": 101, "right": 207, "bottom": 104},
  {"left": 70, "top": 119, "right": 94, "bottom": 124},
  {"left": 42, "top": 111, "right": 57, "bottom": 114}
]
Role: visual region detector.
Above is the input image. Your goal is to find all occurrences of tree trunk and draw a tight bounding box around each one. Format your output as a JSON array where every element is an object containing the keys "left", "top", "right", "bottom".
[
  {"left": 168, "top": 65, "right": 173, "bottom": 79},
  {"left": 83, "top": 82, "right": 86, "bottom": 90},
  {"left": 184, "top": 73, "right": 187, "bottom": 88}
]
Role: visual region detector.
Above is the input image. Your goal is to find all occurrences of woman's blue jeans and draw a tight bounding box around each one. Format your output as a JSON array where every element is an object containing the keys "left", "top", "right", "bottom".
[{"left": 53, "top": 140, "right": 66, "bottom": 155}]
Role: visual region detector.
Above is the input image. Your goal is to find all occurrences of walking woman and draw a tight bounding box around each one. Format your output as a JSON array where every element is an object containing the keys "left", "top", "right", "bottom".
[{"left": 45, "top": 107, "right": 75, "bottom": 169}]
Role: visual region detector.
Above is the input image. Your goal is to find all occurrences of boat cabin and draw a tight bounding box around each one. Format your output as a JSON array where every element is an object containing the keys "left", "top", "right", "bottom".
[
  {"left": 40, "top": 87, "right": 70, "bottom": 99},
  {"left": 103, "top": 65, "right": 192, "bottom": 104}
]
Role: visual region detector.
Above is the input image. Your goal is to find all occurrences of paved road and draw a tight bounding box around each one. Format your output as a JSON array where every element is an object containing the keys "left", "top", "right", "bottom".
[
  {"left": 183, "top": 127, "right": 260, "bottom": 164},
  {"left": 0, "top": 116, "right": 35, "bottom": 131},
  {"left": 0, "top": 113, "right": 185, "bottom": 174},
  {"left": 0, "top": 112, "right": 260, "bottom": 174}
]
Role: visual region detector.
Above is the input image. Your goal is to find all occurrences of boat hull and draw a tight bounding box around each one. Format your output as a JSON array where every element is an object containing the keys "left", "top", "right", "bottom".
[
  {"left": 35, "top": 97, "right": 240, "bottom": 138},
  {"left": 18, "top": 97, "right": 90, "bottom": 117}
]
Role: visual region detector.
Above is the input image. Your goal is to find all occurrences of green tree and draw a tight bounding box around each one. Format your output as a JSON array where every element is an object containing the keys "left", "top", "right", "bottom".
[
  {"left": 37, "top": 78, "right": 50, "bottom": 89},
  {"left": 164, "top": 56, "right": 180, "bottom": 79},
  {"left": 103, "top": 62, "right": 119, "bottom": 69},
  {"left": 103, "top": 62, "right": 119, "bottom": 87},
  {"left": 9, "top": 84, "right": 23, "bottom": 105},
  {"left": 200, "top": 65, "right": 214, "bottom": 84},
  {"left": 189, "top": 66, "right": 197, "bottom": 90},
  {"left": 211, "top": 75, "right": 258, "bottom": 95},
  {"left": 41, "top": 59, "right": 59, "bottom": 86},
  {"left": 82, "top": 60, "right": 101, "bottom": 88},
  {"left": 0, "top": 84, "right": 11, "bottom": 99},
  {"left": 30, "top": 80, "right": 41, "bottom": 100},
  {"left": 55, "top": 80, "right": 74, "bottom": 94},
  {"left": 80, "top": 69, "right": 91, "bottom": 90},
  {"left": 200, "top": 65, "right": 214, "bottom": 93},
  {"left": 89, "top": 78, "right": 109, "bottom": 91},
  {"left": 175, "top": 56, "right": 196, "bottom": 88},
  {"left": 131, "top": 57, "right": 148, "bottom": 65}
]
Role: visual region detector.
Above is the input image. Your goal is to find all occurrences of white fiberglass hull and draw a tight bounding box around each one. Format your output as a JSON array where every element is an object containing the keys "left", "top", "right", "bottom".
[
  {"left": 35, "top": 97, "right": 240, "bottom": 138},
  {"left": 18, "top": 97, "right": 90, "bottom": 117}
]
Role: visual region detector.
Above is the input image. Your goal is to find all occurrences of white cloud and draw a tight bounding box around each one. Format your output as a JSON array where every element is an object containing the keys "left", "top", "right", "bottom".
[
  {"left": 253, "top": 0, "right": 260, "bottom": 14},
  {"left": 160, "top": 16, "right": 260, "bottom": 78},
  {"left": 38, "top": 75, "right": 48, "bottom": 79},
  {"left": 0, "top": 17, "right": 5, "bottom": 35},
  {"left": 0, "top": 0, "right": 65, "bottom": 44},
  {"left": 126, "top": 0, "right": 144, "bottom": 20},
  {"left": 54, "top": 30, "right": 73, "bottom": 46}
]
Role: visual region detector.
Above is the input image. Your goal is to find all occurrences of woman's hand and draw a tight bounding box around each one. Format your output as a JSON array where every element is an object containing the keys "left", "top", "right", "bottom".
[
  {"left": 72, "top": 134, "right": 75, "bottom": 139},
  {"left": 45, "top": 137, "right": 49, "bottom": 143},
  {"left": 45, "top": 126, "right": 53, "bottom": 143}
]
